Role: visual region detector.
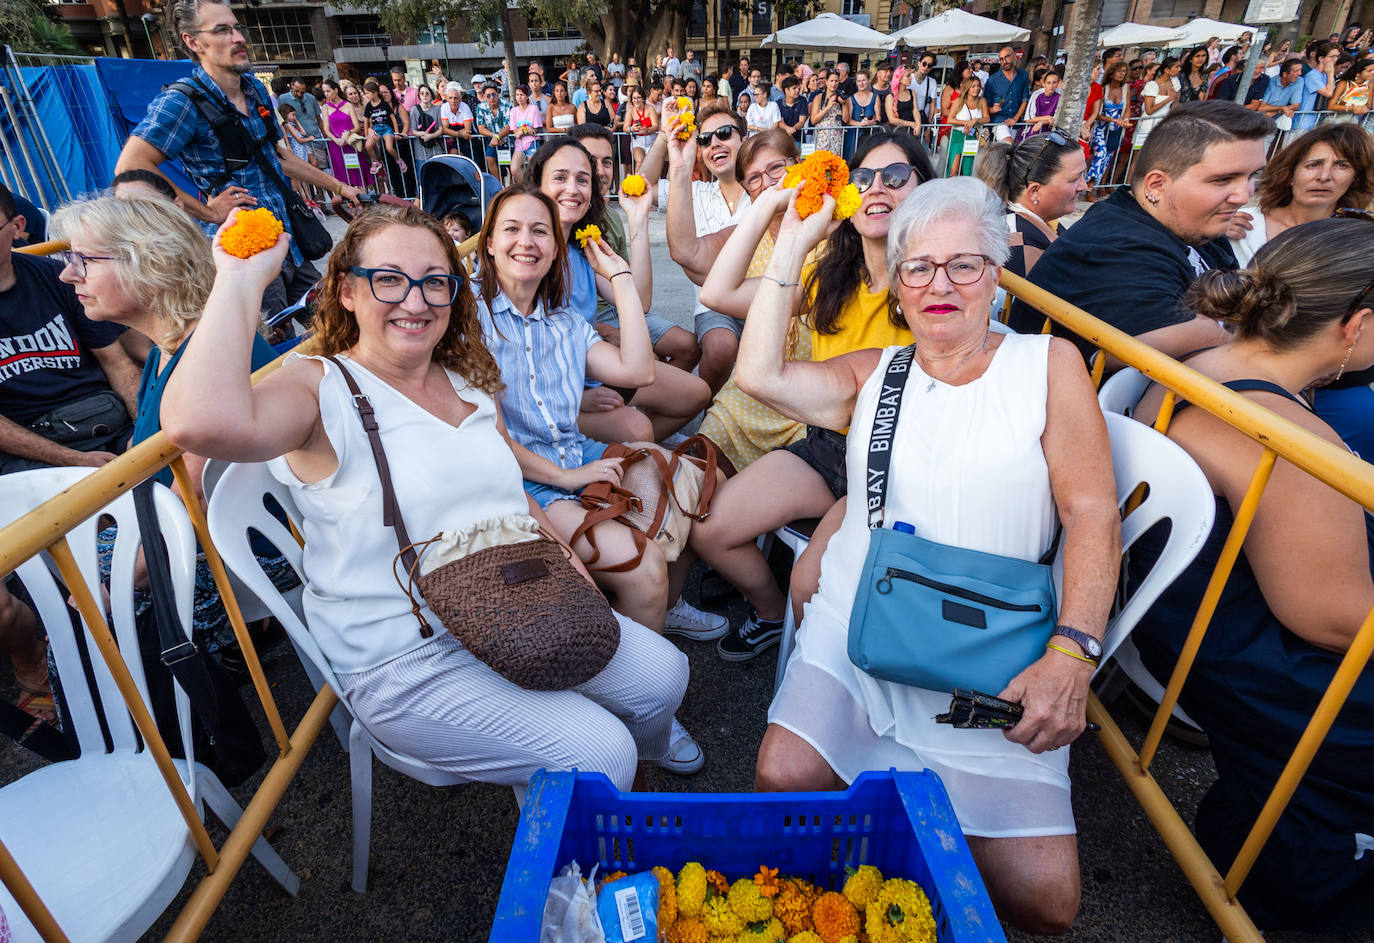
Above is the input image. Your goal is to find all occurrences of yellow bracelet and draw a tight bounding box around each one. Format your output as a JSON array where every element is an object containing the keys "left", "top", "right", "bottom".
[{"left": 1045, "top": 641, "right": 1097, "bottom": 665}]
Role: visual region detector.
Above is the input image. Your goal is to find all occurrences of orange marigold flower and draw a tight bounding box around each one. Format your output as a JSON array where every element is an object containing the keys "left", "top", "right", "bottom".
[
  {"left": 704, "top": 869, "right": 730, "bottom": 896},
  {"left": 754, "top": 865, "right": 780, "bottom": 898},
  {"left": 665, "top": 916, "right": 709, "bottom": 943},
  {"left": 573, "top": 224, "right": 602, "bottom": 249},
  {"left": 811, "top": 891, "right": 861, "bottom": 943},
  {"left": 598, "top": 869, "right": 628, "bottom": 888},
  {"left": 620, "top": 174, "right": 648, "bottom": 197},
  {"left": 790, "top": 151, "right": 852, "bottom": 220},
  {"left": 653, "top": 865, "right": 679, "bottom": 927},
  {"left": 774, "top": 878, "right": 816, "bottom": 936},
  {"left": 220, "top": 208, "right": 284, "bottom": 259}
]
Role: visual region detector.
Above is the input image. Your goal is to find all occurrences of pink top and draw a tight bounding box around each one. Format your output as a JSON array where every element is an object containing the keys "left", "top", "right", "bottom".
[{"left": 509, "top": 103, "right": 544, "bottom": 152}]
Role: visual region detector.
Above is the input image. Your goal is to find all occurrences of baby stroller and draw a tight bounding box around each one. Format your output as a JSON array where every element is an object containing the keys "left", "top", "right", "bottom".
[{"left": 419, "top": 154, "right": 502, "bottom": 235}]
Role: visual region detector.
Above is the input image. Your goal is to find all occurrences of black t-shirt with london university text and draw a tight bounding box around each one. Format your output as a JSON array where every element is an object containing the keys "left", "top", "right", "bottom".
[{"left": 0, "top": 254, "right": 126, "bottom": 425}]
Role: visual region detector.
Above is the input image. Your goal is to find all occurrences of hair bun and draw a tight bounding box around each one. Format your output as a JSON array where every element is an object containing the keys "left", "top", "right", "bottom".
[{"left": 1186, "top": 267, "right": 1295, "bottom": 340}]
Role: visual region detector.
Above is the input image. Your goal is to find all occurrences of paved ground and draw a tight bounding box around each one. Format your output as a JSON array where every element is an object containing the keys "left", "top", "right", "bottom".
[{"left": 2, "top": 205, "right": 1370, "bottom": 942}]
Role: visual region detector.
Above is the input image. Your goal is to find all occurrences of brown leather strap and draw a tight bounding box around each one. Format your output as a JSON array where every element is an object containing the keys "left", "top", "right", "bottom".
[
  {"left": 326, "top": 355, "right": 434, "bottom": 637},
  {"left": 569, "top": 490, "right": 648, "bottom": 572}
]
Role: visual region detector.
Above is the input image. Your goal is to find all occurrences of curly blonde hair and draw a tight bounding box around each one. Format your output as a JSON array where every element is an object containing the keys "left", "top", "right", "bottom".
[
  {"left": 301, "top": 205, "right": 503, "bottom": 395},
  {"left": 49, "top": 194, "right": 214, "bottom": 354}
]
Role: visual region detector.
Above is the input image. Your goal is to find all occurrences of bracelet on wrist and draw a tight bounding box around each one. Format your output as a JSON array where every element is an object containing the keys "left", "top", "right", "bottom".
[
  {"left": 610, "top": 271, "right": 632, "bottom": 281},
  {"left": 760, "top": 274, "right": 800, "bottom": 288},
  {"left": 1045, "top": 642, "right": 1097, "bottom": 666}
]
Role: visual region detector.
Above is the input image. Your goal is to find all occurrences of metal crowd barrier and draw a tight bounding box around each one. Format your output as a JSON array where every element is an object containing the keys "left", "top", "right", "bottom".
[{"left": 1002, "top": 268, "right": 1374, "bottom": 943}]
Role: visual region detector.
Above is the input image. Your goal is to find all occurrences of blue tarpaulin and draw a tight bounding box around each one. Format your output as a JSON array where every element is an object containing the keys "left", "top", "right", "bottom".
[{"left": 1, "top": 56, "right": 202, "bottom": 211}]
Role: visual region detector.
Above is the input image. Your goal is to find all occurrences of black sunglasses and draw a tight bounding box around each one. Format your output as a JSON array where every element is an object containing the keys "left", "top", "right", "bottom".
[
  {"left": 696, "top": 125, "right": 739, "bottom": 147},
  {"left": 850, "top": 162, "right": 923, "bottom": 194},
  {"left": 1022, "top": 129, "right": 1075, "bottom": 186}
]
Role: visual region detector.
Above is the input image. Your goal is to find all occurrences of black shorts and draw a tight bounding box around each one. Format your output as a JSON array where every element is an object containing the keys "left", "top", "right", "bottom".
[{"left": 783, "top": 425, "right": 847, "bottom": 499}]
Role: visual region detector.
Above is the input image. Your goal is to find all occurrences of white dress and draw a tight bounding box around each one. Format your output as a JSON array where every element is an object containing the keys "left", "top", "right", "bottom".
[{"left": 769, "top": 334, "right": 1074, "bottom": 838}]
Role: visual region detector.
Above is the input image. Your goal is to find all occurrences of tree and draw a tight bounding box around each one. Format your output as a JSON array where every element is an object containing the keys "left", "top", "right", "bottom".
[
  {"left": 1054, "top": 0, "right": 1102, "bottom": 140},
  {"left": 0, "top": 0, "right": 80, "bottom": 54}
]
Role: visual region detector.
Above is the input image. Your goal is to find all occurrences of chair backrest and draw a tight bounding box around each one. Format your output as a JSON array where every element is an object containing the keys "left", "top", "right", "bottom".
[
  {"left": 1098, "top": 367, "right": 1152, "bottom": 418},
  {"left": 0, "top": 469, "right": 198, "bottom": 772},
  {"left": 1095, "top": 412, "right": 1216, "bottom": 664}
]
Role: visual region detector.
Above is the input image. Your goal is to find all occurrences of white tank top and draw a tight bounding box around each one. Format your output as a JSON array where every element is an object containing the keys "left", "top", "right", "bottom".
[
  {"left": 268, "top": 354, "right": 531, "bottom": 674},
  {"left": 816, "top": 334, "right": 1057, "bottom": 610}
]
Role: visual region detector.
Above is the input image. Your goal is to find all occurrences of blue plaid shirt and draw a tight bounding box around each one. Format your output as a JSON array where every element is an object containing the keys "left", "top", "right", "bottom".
[
  {"left": 476, "top": 287, "right": 600, "bottom": 470},
  {"left": 133, "top": 65, "right": 302, "bottom": 264}
]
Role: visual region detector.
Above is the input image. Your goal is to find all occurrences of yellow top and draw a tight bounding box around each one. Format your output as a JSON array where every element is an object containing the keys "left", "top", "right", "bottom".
[{"left": 805, "top": 261, "right": 912, "bottom": 363}]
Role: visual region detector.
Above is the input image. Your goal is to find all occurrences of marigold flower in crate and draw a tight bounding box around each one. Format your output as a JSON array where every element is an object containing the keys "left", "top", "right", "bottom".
[
  {"left": 842, "top": 865, "right": 883, "bottom": 911},
  {"left": 677, "top": 861, "right": 708, "bottom": 916},
  {"left": 737, "top": 916, "right": 787, "bottom": 942},
  {"left": 221, "top": 208, "right": 284, "bottom": 259},
  {"left": 786, "top": 932, "right": 825, "bottom": 943},
  {"left": 833, "top": 184, "right": 862, "bottom": 221},
  {"left": 754, "top": 865, "right": 780, "bottom": 898},
  {"left": 573, "top": 224, "right": 602, "bottom": 249},
  {"left": 864, "top": 879, "right": 936, "bottom": 943},
  {"left": 621, "top": 174, "right": 648, "bottom": 198},
  {"left": 665, "top": 916, "right": 708, "bottom": 943},
  {"left": 704, "top": 869, "right": 730, "bottom": 897},
  {"left": 653, "top": 865, "right": 680, "bottom": 926},
  {"left": 811, "top": 890, "right": 861, "bottom": 942},
  {"left": 702, "top": 895, "right": 744, "bottom": 938},
  {"left": 774, "top": 878, "right": 816, "bottom": 936},
  {"left": 728, "top": 877, "right": 774, "bottom": 922}
]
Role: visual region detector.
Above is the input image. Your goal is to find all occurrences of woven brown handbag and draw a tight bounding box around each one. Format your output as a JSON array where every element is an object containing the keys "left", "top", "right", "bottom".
[
  {"left": 328, "top": 357, "right": 619, "bottom": 690},
  {"left": 571, "top": 435, "right": 719, "bottom": 572}
]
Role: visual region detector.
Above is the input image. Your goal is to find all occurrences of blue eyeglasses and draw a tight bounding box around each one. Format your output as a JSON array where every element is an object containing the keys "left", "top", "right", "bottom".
[{"left": 349, "top": 266, "right": 461, "bottom": 306}]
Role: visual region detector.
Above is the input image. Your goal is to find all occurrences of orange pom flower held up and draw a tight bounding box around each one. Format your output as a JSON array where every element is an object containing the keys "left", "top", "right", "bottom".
[
  {"left": 785, "top": 151, "right": 851, "bottom": 221},
  {"left": 220, "top": 208, "right": 284, "bottom": 259}
]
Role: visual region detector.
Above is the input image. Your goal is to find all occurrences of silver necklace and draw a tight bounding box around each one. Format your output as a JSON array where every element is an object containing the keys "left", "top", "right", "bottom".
[{"left": 916, "top": 328, "right": 989, "bottom": 393}]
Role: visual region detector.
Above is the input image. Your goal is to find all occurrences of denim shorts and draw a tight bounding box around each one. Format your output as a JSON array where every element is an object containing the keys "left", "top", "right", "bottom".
[
  {"left": 595, "top": 307, "right": 678, "bottom": 346},
  {"left": 783, "top": 426, "right": 848, "bottom": 499},
  {"left": 694, "top": 308, "right": 745, "bottom": 341},
  {"left": 523, "top": 437, "right": 608, "bottom": 509}
]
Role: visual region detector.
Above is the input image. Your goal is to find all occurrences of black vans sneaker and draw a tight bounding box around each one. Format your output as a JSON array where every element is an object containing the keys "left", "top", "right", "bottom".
[{"left": 716, "top": 610, "right": 785, "bottom": 662}]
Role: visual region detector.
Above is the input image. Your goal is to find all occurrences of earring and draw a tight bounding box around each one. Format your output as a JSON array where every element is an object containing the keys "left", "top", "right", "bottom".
[
  {"left": 1032, "top": 196, "right": 1039, "bottom": 205},
  {"left": 1336, "top": 342, "right": 1356, "bottom": 381},
  {"left": 1145, "top": 191, "right": 1160, "bottom": 206}
]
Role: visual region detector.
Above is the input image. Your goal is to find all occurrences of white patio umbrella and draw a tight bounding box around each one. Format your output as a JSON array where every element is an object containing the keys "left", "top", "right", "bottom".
[
  {"left": 761, "top": 12, "right": 897, "bottom": 52},
  {"left": 888, "top": 9, "right": 1030, "bottom": 49},
  {"left": 1097, "top": 22, "right": 1188, "bottom": 48},
  {"left": 1168, "top": 17, "right": 1257, "bottom": 47}
]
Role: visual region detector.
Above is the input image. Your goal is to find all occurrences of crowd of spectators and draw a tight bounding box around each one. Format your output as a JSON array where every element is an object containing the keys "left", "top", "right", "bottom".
[{"left": 4, "top": 0, "right": 1374, "bottom": 934}]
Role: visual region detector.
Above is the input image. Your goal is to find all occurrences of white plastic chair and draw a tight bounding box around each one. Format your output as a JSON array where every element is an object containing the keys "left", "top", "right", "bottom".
[
  {"left": 1097, "top": 374, "right": 1208, "bottom": 734},
  {"left": 769, "top": 412, "right": 1216, "bottom": 696},
  {"left": 205, "top": 460, "right": 485, "bottom": 893},
  {"left": 0, "top": 468, "right": 298, "bottom": 943}
]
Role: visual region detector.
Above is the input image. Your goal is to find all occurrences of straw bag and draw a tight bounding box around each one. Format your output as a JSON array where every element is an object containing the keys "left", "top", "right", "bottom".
[
  {"left": 329, "top": 357, "right": 619, "bottom": 690},
  {"left": 571, "top": 436, "right": 718, "bottom": 571}
]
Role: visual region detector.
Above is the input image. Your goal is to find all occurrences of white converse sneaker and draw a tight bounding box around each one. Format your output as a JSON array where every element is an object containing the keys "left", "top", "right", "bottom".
[
  {"left": 656, "top": 716, "right": 705, "bottom": 774},
  {"left": 662, "top": 597, "right": 730, "bottom": 640}
]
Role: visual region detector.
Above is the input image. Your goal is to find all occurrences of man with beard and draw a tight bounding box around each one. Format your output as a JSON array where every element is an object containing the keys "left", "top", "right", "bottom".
[{"left": 115, "top": 0, "right": 361, "bottom": 318}]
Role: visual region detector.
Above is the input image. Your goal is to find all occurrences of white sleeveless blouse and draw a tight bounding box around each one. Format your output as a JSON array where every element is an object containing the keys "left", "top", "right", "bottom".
[{"left": 268, "top": 354, "right": 531, "bottom": 674}]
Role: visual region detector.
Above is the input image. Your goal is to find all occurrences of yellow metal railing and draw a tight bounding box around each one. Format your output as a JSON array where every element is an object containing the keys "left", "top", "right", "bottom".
[
  {"left": 1002, "top": 270, "right": 1374, "bottom": 943},
  {"left": 3, "top": 242, "right": 334, "bottom": 943}
]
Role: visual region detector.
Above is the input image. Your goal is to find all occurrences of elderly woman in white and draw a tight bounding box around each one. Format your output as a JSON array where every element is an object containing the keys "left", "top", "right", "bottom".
[{"left": 738, "top": 176, "right": 1120, "bottom": 934}]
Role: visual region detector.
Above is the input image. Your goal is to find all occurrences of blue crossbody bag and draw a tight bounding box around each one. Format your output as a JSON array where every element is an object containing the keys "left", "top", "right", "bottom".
[{"left": 846, "top": 345, "right": 1060, "bottom": 694}]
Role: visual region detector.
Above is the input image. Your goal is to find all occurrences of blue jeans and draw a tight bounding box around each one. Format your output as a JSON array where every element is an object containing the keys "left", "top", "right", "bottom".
[{"left": 523, "top": 438, "right": 608, "bottom": 509}]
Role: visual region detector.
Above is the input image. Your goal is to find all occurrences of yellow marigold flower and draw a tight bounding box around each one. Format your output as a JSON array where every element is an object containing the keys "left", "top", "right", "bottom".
[
  {"left": 728, "top": 877, "right": 774, "bottom": 923},
  {"left": 705, "top": 869, "right": 730, "bottom": 897},
  {"left": 676, "top": 111, "right": 698, "bottom": 140},
  {"left": 654, "top": 865, "right": 680, "bottom": 927},
  {"left": 773, "top": 878, "right": 816, "bottom": 936},
  {"left": 842, "top": 865, "right": 883, "bottom": 912},
  {"left": 737, "top": 916, "right": 786, "bottom": 942},
  {"left": 677, "top": 96, "right": 693, "bottom": 111},
  {"left": 833, "top": 184, "right": 862, "bottom": 221},
  {"left": 864, "top": 879, "right": 936, "bottom": 943},
  {"left": 666, "top": 916, "right": 709, "bottom": 943},
  {"left": 573, "top": 224, "right": 602, "bottom": 249},
  {"left": 221, "top": 208, "right": 284, "bottom": 259},
  {"left": 678, "top": 862, "right": 709, "bottom": 916},
  {"left": 702, "top": 895, "right": 745, "bottom": 938},
  {"left": 754, "top": 865, "right": 780, "bottom": 898},
  {"left": 811, "top": 891, "right": 860, "bottom": 943},
  {"left": 787, "top": 933, "right": 826, "bottom": 943},
  {"left": 620, "top": 174, "right": 648, "bottom": 198}
]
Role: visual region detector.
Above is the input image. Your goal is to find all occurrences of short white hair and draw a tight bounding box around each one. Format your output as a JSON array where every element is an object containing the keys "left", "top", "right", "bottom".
[{"left": 885, "top": 176, "right": 1009, "bottom": 284}]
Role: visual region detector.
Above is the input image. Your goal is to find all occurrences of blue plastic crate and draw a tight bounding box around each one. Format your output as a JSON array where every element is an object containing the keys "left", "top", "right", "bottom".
[{"left": 492, "top": 768, "right": 1005, "bottom": 942}]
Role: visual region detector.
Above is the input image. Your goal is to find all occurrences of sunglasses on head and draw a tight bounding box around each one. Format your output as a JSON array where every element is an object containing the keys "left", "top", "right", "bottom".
[
  {"left": 849, "top": 162, "right": 923, "bottom": 194},
  {"left": 696, "top": 125, "right": 740, "bottom": 147}
]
